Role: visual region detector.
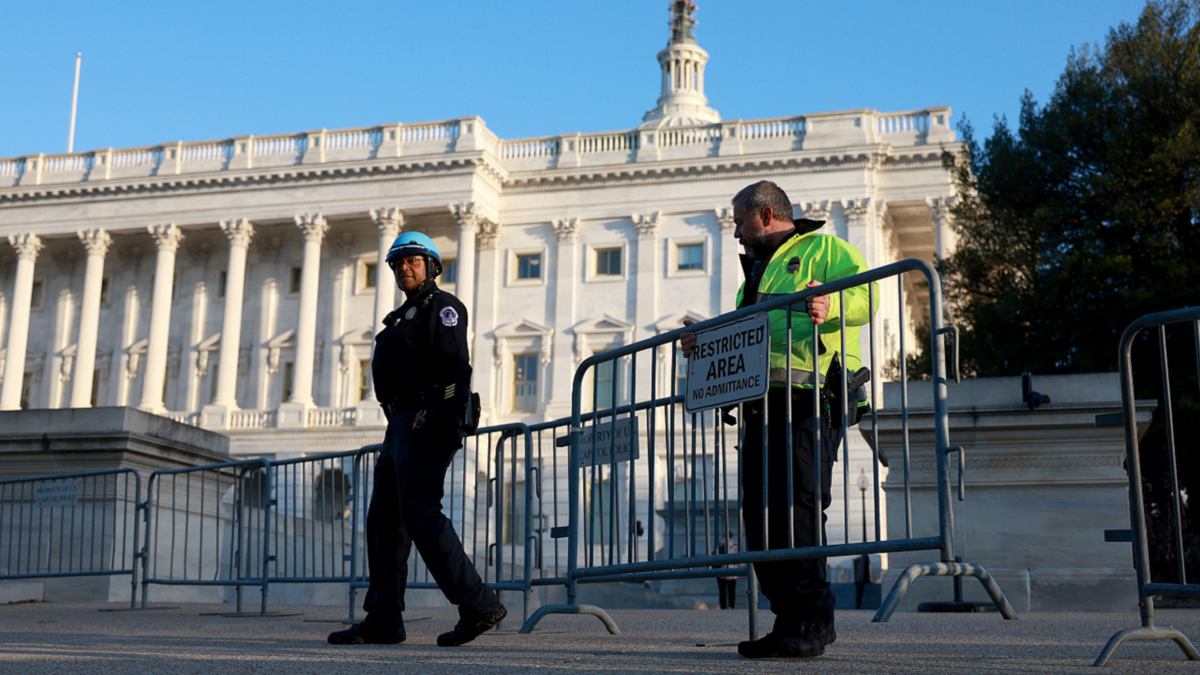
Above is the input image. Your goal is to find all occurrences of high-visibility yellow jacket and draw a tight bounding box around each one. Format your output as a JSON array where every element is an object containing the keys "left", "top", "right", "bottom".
[{"left": 736, "top": 227, "right": 876, "bottom": 389}]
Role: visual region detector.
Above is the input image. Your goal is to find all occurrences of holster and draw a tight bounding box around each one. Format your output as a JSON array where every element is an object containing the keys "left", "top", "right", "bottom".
[{"left": 823, "top": 353, "right": 871, "bottom": 429}]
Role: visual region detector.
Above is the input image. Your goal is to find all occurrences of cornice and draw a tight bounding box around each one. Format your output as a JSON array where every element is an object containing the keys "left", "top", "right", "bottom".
[{"left": 0, "top": 154, "right": 498, "bottom": 206}]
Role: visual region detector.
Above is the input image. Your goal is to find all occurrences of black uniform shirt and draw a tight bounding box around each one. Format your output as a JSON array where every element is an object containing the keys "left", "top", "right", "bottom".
[{"left": 373, "top": 280, "right": 472, "bottom": 424}]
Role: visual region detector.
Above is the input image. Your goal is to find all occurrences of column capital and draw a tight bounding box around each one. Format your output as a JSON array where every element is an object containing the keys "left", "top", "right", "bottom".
[
  {"left": 449, "top": 201, "right": 497, "bottom": 230},
  {"left": 294, "top": 213, "right": 329, "bottom": 243},
  {"left": 800, "top": 200, "right": 832, "bottom": 223},
  {"left": 477, "top": 219, "right": 502, "bottom": 250},
  {"left": 841, "top": 198, "right": 872, "bottom": 227},
  {"left": 925, "top": 196, "right": 955, "bottom": 227},
  {"left": 148, "top": 223, "right": 184, "bottom": 252},
  {"left": 369, "top": 207, "right": 404, "bottom": 238},
  {"left": 553, "top": 218, "right": 580, "bottom": 245},
  {"left": 219, "top": 218, "right": 255, "bottom": 248},
  {"left": 714, "top": 207, "right": 736, "bottom": 235},
  {"left": 8, "top": 233, "right": 44, "bottom": 261},
  {"left": 77, "top": 228, "right": 113, "bottom": 258},
  {"left": 633, "top": 211, "right": 662, "bottom": 240}
]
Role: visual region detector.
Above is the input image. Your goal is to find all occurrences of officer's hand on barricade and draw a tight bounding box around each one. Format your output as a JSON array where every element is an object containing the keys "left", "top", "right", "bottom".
[
  {"left": 806, "top": 279, "right": 830, "bottom": 325},
  {"left": 680, "top": 318, "right": 697, "bottom": 358}
]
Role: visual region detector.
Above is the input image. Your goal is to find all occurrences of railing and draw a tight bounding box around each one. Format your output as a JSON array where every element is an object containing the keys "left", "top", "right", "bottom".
[
  {"left": 113, "top": 147, "right": 161, "bottom": 168},
  {"left": 325, "top": 127, "right": 381, "bottom": 151},
  {"left": 877, "top": 111, "right": 929, "bottom": 135},
  {"left": 578, "top": 130, "right": 639, "bottom": 154},
  {"left": 181, "top": 141, "right": 232, "bottom": 162},
  {"left": 230, "top": 409, "right": 276, "bottom": 430},
  {"left": 519, "top": 259, "right": 1016, "bottom": 639},
  {"left": 656, "top": 125, "right": 721, "bottom": 148},
  {"left": 400, "top": 121, "right": 459, "bottom": 143},
  {"left": 45, "top": 153, "right": 93, "bottom": 173},
  {"left": 166, "top": 411, "right": 200, "bottom": 426},
  {"left": 0, "top": 159, "right": 24, "bottom": 176},
  {"left": 1095, "top": 306, "right": 1200, "bottom": 667},
  {"left": 253, "top": 135, "right": 304, "bottom": 157},
  {"left": 501, "top": 137, "right": 560, "bottom": 159},
  {"left": 0, "top": 469, "right": 142, "bottom": 609},
  {"left": 738, "top": 117, "right": 805, "bottom": 140},
  {"left": 306, "top": 407, "right": 356, "bottom": 428}
]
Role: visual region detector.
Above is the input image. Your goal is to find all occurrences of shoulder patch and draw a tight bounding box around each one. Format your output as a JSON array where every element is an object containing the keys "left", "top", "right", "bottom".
[
  {"left": 439, "top": 306, "right": 459, "bottom": 327},
  {"left": 786, "top": 257, "right": 801, "bottom": 273}
]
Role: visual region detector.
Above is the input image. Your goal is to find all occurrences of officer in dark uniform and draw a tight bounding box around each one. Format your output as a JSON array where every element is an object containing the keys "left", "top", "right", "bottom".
[{"left": 328, "top": 231, "right": 506, "bottom": 647}]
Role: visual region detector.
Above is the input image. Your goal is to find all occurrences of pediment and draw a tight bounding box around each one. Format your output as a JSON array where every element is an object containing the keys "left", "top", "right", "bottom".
[
  {"left": 267, "top": 329, "right": 296, "bottom": 349},
  {"left": 197, "top": 333, "right": 221, "bottom": 351},
  {"left": 340, "top": 327, "right": 375, "bottom": 345},
  {"left": 655, "top": 310, "right": 708, "bottom": 333},
  {"left": 575, "top": 314, "right": 634, "bottom": 335},
  {"left": 495, "top": 318, "right": 553, "bottom": 338}
]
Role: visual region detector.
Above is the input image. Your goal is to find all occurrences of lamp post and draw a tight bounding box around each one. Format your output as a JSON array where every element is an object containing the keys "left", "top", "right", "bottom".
[{"left": 856, "top": 468, "right": 870, "bottom": 609}]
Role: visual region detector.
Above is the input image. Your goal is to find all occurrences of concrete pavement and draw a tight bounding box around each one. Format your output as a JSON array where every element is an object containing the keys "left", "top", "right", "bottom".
[{"left": 0, "top": 602, "right": 1197, "bottom": 674}]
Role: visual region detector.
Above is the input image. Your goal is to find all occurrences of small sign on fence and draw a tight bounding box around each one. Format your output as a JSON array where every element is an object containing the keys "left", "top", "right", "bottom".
[
  {"left": 36, "top": 480, "right": 79, "bottom": 508},
  {"left": 685, "top": 312, "right": 771, "bottom": 413},
  {"left": 574, "top": 417, "right": 639, "bottom": 469}
]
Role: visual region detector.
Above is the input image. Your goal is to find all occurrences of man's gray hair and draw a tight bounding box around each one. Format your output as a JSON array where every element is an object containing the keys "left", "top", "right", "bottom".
[{"left": 732, "top": 181, "right": 794, "bottom": 223}]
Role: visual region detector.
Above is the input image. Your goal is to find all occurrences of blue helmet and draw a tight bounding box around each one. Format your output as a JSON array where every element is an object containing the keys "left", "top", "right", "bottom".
[{"left": 386, "top": 231, "right": 442, "bottom": 277}]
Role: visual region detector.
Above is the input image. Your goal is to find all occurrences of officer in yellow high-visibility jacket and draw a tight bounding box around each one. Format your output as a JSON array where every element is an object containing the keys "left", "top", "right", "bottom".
[{"left": 681, "top": 181, "right": 876, "bottom": 660}]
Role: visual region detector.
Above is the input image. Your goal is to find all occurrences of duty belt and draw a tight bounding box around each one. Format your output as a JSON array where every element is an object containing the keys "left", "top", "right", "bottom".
[{"left": 380, "top": 383, "right": 458, "bottom": 419}]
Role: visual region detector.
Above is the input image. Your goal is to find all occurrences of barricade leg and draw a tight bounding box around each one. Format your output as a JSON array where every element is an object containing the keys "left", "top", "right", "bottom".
[
  {"left": 1094, "top": 625, "right": 1199, "bottom": 667},
  {"left": 519, "top": 602, "right": 620, "bottom": 635},
  {"left": 872, "top": 561, "right": 1016, "bottom": 622}
]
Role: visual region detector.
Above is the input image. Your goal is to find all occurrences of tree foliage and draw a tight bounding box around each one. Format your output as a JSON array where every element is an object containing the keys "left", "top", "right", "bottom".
[{"left": 935, "top": 0, "right": 1200, "bottom": 582}]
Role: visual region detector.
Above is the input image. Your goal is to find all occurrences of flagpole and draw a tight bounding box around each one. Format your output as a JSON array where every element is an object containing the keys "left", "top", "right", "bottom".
[{"left": 68, "top": 52, "right": 81, "bottom": 153}]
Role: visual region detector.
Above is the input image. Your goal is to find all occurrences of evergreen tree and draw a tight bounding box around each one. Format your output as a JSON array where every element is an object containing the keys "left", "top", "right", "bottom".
[{"left": 936, "top": 0, "right": 1200, "bottom": 581}]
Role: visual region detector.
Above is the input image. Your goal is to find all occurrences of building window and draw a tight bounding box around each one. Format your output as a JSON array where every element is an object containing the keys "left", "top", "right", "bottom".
[
  {"left": 595, "top": 359, "right": 620, "bottom": 409},
  {"left": 595, "top": 248, "right": 622, "bottom": 277},
  {"left": 100, "top": 277, "right": 111, "bottom": 305},
  {"left": 362, "top": 261, "right": 377, "bottom": 291},
  {"left": 676, "top": 243, "right": 704, "bottom": 271},
  {"left": 441, "top": 258, "right": 457, "bottom": 285},
  {"left": 674, "top": 347, "right": 688, "bottom": 395},
  {"left": 30, "top": 280, "right": 44, "bottom": 309},
  {"left": 20, "top": 372, "right": 32, "bottom": 409},
  {"left": 516, "top": 253, "right": 542, "bottom": 281},
  {"left": 590, "top": 480, "right": 614, "bottom": 545},
  {"left": 217, "top": 271, "right": 227, "bottom": 298},
  {"left": 282, "top": 361, "right": 295, "bottom": 402},
  {"left": 289, "top": 267, "right": 303, "bottom": 294},
  {"left": 357, "top": 358, "right": 371, "bottom": 404},
  {"left": 208, "top": 359, "right": 219, "bottom": 403},
  {"left": 503, "top": 480, "right": 527, "bottom": 545},
  {"left": 90, "top": 369, "right": 101, "bottom": 407},
  {"left": 314, "top": 469, "right": 350, "bottom": 521},
  {"left": 513, "top": 353, "right": 538, "bottom": 413}
]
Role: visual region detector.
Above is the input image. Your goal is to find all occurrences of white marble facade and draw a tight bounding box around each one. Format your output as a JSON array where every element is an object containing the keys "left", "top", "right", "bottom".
[{"left": 0, "top": 20, "right": 960, "bottom": 465}]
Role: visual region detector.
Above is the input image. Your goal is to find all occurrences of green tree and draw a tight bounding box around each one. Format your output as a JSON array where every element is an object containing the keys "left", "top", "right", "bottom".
[{"left": 936, "top": 0, "right": 1200, "bottom": 582}]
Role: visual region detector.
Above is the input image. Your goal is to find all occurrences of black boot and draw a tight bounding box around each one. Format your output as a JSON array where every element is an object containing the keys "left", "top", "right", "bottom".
[
  {"left": 737, "top": 630, "right": 788, "bottom": 658},
  {"left": 436, "top": 603, "right": 507, "bottom": 647},
  {"left": 327, "top": 620, "right": 406, "bottom": 645}
]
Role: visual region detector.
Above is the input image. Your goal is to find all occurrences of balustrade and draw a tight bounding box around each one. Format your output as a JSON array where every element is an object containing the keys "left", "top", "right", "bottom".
[{"left": 877, "top": 111, "right": 930, "bottom": 135}]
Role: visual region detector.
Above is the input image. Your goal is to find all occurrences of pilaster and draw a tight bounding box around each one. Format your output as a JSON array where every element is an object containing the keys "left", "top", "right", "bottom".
[
  {"left": 926, "top": 196, "right": 956, "bottom": 261},
  {"left": 472, "top": 214, "right": 502, "bottom": 423},
  {"left": 547, "top": 218, "right": 581, "bottom": 418},
  {"left": 633, "top": 211, "right": 661, "bottom": 401},
  {"left": 715, "top": 208, "right": 738, "bottom": 315}
]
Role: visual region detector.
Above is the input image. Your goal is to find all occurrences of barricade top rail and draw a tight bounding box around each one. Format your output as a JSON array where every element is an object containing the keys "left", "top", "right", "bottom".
[
  {"left": 572, "top": 258, "right": 937, "bottom": 380},
  {"left": 1119, "top": 305, "right": 1200, "bottom": 354},
  {"left": 268, "top": 448, "right": 362, "bottom": 467},
  {"left": 0, "top": 467, "right": 140, "bottom": 486},
  {"left": 146, "top": 457, "right": 268, "bottom": 477}
]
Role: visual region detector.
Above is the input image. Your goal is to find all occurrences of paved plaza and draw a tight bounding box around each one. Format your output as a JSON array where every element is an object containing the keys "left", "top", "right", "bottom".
[{"left": 0, "top": 601, "right": 1197, "bottom": 674}]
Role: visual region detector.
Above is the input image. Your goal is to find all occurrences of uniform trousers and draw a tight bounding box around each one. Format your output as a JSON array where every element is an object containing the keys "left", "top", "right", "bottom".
[
  {"left": 742, "top": 387, "right": 841, "bottom": 628},
  {"left": 362, "top": 408, "right": 496, "bottom": 629}
]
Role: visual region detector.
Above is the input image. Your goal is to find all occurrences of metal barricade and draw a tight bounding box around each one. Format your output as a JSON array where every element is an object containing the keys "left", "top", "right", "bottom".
[
  {"left": 1095, "top": 306, "right": 1200, "bottom": 666},
  {"left": 0, "top": 469, "right": 142, "bottom": 608},
  {"left": 346, "top": 424, "right": 536, "bottom": 624},
  {"left": 521, "top": 259, "right": 1017, "bottom": 636},
  {"left": 141, "top": 458, "right": 272, "bottom": 614}
]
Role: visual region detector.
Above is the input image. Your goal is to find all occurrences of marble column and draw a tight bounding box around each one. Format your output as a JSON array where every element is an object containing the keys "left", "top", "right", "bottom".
[
  {"left": 285, "top": 213, "right": 328, "bottom": 412},
  {"left": 0, "top": 233, "right": 44, "bottom": 410},
  {"left": 138, "top": 223, "right": 184, "bottom": 414},
  {"left": 715, "top": 208, "right": 738, "bottom": 315},
  {"left": 547, "top": 218, "right": 580, "bottom": 419},
  {"left": 926, "top": 196, "right": 956, "bottom": 261},
  {"left": 69, "top": 229, "right": 112, "bottom": 408},
  {"left": 209, "top": 220, "right": 254, "bottom": 415},
  {"left": 472, "top": 216, "right": 502, "bottom": 422},
  {"left": 356, "top": 208, "right": 402, "bottom": 426},
  {"left": 449, "top": 202, "right": 480, "bottom": 347}
]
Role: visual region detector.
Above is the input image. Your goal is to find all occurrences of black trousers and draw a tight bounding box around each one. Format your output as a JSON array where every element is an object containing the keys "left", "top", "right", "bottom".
[
  {"left": 717, "top": 578, "right": 738, "bottom": 609},
  {"left": 742, "top": 388, "right": 841, "bottom": 628},
  {"left": 362, "top": 409, "right": 496, "bottom": 629}
]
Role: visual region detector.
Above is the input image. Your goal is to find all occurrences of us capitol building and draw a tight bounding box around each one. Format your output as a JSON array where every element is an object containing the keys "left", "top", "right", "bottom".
[{"left": 0, "top": 5, "right": 959, "bottom": 474}]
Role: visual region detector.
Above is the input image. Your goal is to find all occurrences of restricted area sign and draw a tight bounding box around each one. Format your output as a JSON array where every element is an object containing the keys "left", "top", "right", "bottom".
[{"left": 684, "top": 313, "right": 770, "bottom": 414}]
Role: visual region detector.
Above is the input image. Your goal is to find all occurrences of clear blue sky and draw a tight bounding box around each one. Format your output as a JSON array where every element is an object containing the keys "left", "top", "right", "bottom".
[{"left": 1, "top": 0, "right": 1144, "bottom": 159}]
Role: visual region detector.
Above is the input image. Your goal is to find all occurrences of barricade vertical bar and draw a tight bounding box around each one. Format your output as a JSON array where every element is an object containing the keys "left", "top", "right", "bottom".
[
  {"left": 1157, "top": 327, "right": 1187, "bottom": 584},
  {"left": 812, "top": 321, "right": 822, "bottom": 545},
  {"left": 898, "top": 277, "right": 912, "bottom": 537},
  {"left": 668, "top": 348, "right": 678, "bottom": 559},
  {"left": 870, "top": 284, "right": 881, "bottom": 541},
  {"left": 260, "top": 461, "right": 273, "bottom": 615},
  {"left": 627, "top": 352, "right": 638, "bottom": 564},
  {"left": 648, "top": 345, "right": 658, "bottom": 563},
  {"left": 785, "top": 302, "right": 795, "bottom": 548},
  {"left": 840, "top": 289, "right": 851, "bottom": 545}
]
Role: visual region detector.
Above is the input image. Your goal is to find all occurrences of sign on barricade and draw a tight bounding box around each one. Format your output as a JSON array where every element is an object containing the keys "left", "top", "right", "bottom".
[
  {"left": 573, "top": 417, "right": 639, "bottom": 469},
  {"left": 684, "top": 313, "right": 769, "bottom": 413},
  {"left": 36, "top": 480, "right": 79, "bottom": 508}
]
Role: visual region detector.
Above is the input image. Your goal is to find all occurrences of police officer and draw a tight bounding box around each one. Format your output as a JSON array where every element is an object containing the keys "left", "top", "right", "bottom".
[
  {"left": 328, "top": 231, "right": 506, "bottom": 647},
  {"left": 681, "top": 181, "right": 875, "bottom": 659}
]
